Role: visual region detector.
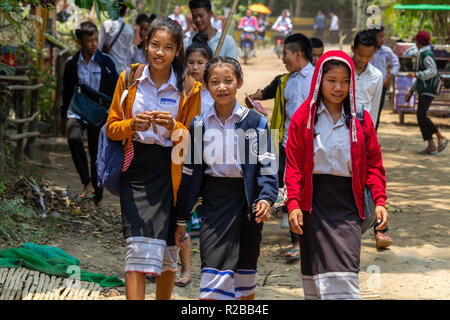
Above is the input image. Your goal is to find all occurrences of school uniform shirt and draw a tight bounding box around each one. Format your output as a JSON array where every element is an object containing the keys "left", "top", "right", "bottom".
[
  {"left": 98, "top": 17, "right": 134, "bottom": 72},
  {"left": 201, "top": 88, "right": 214, "bottom": 114},
  {"left": 66, "top": 53, "right": 102, "bottom": 120},
  {"left": 329, "top": 15, "right": 339, "bottom": 31},
  {"left": 186, "top": 30, "right": 238, "bottom": 60},
  {"left": 370, "top": 45, "right": 400, "bottom": 80},
  {"left": 354, "top": 62, "right": 383, "bottom": 127},
  {"left": 203, "top": 101, "right": 245, "bottom": 178},
  {"left": 313, "top": 102, "right": 352, "bottom": 177},
  {"left": 169, "top": 13, "right": 188, "bottom": 33},
  {"left": 283, "top": 62, "right": 314, "bottom": 147},
  {"left": 131, "top": 64, "right": 180, "bottom": 147}
]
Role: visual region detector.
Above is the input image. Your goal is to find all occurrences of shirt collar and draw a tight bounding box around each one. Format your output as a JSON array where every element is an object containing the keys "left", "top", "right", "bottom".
[
  {"left": 419, "top": 45, "right": 432, "bottom": 53},
  {"left": 206, "top": 100, "right": 245, "bottom": 121},
  {"left": 137, "top": 63, "right": 178, "bottom": 92},
  {"left": 77, "top": 51, "right": 96, "bottom": 65},
  {"left": 317, "top": 101, "right": 345, "bottom": 121}
]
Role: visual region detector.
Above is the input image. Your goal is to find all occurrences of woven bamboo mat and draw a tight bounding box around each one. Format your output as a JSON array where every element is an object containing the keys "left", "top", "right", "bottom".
[{"left": 0, "top": 268, "right": 106, "bottom": 300}]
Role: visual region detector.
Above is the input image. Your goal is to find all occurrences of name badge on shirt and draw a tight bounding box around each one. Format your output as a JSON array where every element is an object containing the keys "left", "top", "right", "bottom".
[{"left": 160, "top": 98, "right": 177, "bottom": 105}]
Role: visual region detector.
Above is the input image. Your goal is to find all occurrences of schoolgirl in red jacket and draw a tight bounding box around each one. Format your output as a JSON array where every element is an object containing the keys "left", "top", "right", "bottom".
[{"left": 284, "top": 50, "right": 389, "bottom": 300}]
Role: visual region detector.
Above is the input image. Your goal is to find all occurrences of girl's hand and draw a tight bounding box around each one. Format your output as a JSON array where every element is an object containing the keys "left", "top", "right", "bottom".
[
  {"left": 289, "top": 209, "right": 303, "bottom": 235},
  {"left": 131, "top": 111, "right": 153, "bottom": 132},
  {"left": 375, "top": 206, "right": 389, "bottom": 230},
  {"left": 152, "top": 111, "right": 176, "bottom": 131},
  {"left": 174, "top": 224, "right": 186, "bottom": 250},
  {"left": 254, "top": 200, "right": 271, "bottom": 223},
  {"left": 407, "top": 72, "right": 416, "bottom": 78},
  {"left": 405, "top": 91, "right": 413, "bottom": 103}
]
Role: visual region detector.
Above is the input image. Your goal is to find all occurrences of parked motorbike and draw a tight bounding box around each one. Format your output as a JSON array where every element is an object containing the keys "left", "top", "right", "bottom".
[{"left": 240, "top": 25, "right": 257, "bottom": 65}]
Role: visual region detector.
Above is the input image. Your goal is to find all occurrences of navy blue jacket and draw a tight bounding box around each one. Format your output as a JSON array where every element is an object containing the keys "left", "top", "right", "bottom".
[
  {"left": 175, "top": 108, "right": 279, "bottom": 222},
  {"left": 61, "top": 50, "right": 119, "bottom": 119}
]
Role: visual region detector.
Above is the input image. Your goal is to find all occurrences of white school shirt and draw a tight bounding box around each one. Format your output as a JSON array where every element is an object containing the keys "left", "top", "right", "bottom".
[
  {"left": 98, "top": 17, "right": 134, "bottom": 73},
  {"left": 201, "top": 88, "right": 214, "bottom": 114},
  {"left": 203, "top": 101, "right": 245, "bottom": 178},
  {"left": 169, "top": 13, "right": 188, "bottom": 33},
  {"left": 283, "top": 62, "right": 314, "bottom": 147},
  {"left": 313, "top": 102, "right": 352, "bottom": 177},
  {"left": 330, "top": 15, "right": 339, "bottom": 31},
  {"left": 354, "top": 62, "right": 383, "bottom": 127},
  {"left": 370, "top": 45, "right": 400, "bottom": 80},
  {"left": 186, "top": 30, "right": 238, "bottom": 60},
  {"left": 67, "top": 53, "right": 102, "bottom": 120},
  {"left": 131, "top": 64, "right": 180, "bottom": 147}
]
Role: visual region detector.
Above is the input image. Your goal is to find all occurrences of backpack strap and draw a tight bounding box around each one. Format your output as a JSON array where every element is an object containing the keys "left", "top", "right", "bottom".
[{"left": 355, "top": 104, "right": 368, "bottom": 156}]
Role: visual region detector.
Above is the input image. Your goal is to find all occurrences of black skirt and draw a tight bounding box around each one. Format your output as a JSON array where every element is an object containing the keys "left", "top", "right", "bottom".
[
  {"left": 299, "top": 174, "right": 361, "bottom": 300},
  {"left": 119, "top": 141, "right": 176, "bottom": 245},
  {"left": 200, "top": 175, "right": 262, "bottom": 271}
]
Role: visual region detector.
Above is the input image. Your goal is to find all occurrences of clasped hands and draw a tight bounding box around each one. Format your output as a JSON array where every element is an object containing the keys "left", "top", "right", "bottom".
[{"left": 131, "top": 111, "right": 176, "bottom": 132}]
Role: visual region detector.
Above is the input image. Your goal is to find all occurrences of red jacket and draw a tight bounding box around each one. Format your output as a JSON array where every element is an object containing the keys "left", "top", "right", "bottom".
[{"left": 284, "top": 50, "right": 387, "bottom": 219}]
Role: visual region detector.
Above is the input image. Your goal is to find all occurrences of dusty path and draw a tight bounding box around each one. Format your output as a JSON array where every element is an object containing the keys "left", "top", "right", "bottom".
[{"left": 41, "top": 48, "right": 449, "bottom": 300}]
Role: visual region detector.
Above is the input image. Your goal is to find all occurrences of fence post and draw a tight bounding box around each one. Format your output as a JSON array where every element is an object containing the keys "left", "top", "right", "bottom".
[{"left": 0, "top": 84, "right": 6, "bottom": 176}]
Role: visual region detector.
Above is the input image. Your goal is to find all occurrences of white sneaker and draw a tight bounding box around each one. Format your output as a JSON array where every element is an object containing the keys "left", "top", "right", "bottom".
[{"left": 280, "top": 214, "right": 289, "bottom": 229}]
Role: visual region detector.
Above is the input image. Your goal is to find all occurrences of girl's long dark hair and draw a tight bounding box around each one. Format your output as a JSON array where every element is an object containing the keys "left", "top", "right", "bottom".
[
  {"left": 315, "top": 60, "right": 352, "bottom": 127},
  {"left": 144, "top": 16, "right": 186, "bottom": 92}
]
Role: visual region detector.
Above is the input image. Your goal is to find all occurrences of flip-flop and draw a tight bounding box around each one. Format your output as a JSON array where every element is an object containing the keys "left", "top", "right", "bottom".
[
  {"left": 79, "top": 189, "right": 95, "bottom": 200},
  {"left": 284, "top": 249, "right": 300, "bottom": 262},
  {"left": 417, "top": 148, "right": 437, "bottom": 155},
  {"left": 174, "top": 277, "right": 191, "bottom": 287},
  {"left": 438, "top": 139, "right": 448, "bottom": 153}
]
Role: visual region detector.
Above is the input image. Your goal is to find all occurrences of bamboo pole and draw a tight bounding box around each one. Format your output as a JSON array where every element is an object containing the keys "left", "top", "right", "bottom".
[{"left": 214, "top": 0, "right": 240, "bottom": 58}]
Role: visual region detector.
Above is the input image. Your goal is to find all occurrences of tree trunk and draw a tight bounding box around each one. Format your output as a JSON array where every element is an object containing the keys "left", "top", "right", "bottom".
[
  {"left": 295, "top": 0, "right": 302, "bottom": 18},
  {"left": 289, "top": 0, "right": 294, "bottom": 18},
  {"left": 268, "top": 0, "right": 276, "bottom": 17}
]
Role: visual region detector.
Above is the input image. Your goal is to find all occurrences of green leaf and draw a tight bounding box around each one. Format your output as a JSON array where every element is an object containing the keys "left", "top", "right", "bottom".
[
  {"left": 0, "top": 61, "right": 16, "bottom": 76},
  {"left": 75, "top": 0, "right": 94, "bottom": 10}
]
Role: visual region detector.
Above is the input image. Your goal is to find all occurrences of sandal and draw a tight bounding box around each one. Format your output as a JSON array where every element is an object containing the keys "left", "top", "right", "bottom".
[
  {"left": 417, "top": 148, "right": 437, "bottom": 155},
  {"left": 438, "top": 139, "right": 448, "bottom": 153},
  {"left": 174, "top": 276, "right": 191, "bottom": 287},
  {"left": 284, "top": 248, "right": 300, "bottom": 262},
  {"left": 79, "top": 188, "right": 95, "bottom": 200}
]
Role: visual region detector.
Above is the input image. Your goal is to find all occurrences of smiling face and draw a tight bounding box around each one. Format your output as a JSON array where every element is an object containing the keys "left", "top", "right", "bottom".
[
  {"left": 191, "top": 7, "right": 212, "bottom": 32},
  {"left": 146, "top": 29, "right": 179, "bottom": 72},
  {"left": 206, "top": 63, "right": 243, "bottom": 107},
  {"left": 320, "top": 65, "right": 350, "bottom": 108},
  {"left": 187, "top": 51, "right": 208, "bottom": 84}
]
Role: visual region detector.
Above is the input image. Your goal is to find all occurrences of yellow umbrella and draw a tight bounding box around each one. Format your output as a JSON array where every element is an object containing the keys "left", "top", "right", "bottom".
[{"left": 248, "top": 4, "right": 271, "bottom": 15}]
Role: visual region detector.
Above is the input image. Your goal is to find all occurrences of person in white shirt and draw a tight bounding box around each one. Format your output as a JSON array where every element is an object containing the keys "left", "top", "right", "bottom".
[
  {"left": 352, "top": 30, "right": 383, "bottom": 128},
  {"left": 272, "top": 9, "right": 293, "bottom": 35},
  {"left": 186, "top": 0, "right": 238, "bottom": 60},
  {"left": 370, "top": 26, "right": 400, "bottom": 130},
  {"left": 329, "top": 12, "right": 339, "bottom": 46},
  {"left": 169, "top": 5, "right": 188, "bottom": 35},
  {"left": 352, "top": 30, "right": 393, "bottom": 249},
  {"left": 98, "top": 0, "right": 134, "bottom": 72}
]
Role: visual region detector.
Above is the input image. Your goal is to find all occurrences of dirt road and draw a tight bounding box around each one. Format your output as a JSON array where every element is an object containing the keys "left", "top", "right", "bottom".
[{"left": 42, "top": 48, "right": 450, "bottom": 300}]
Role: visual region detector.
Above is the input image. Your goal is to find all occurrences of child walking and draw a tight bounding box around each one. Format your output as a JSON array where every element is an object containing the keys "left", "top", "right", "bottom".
[
  {"left": 105, "top": 17, "right": 201, "bottom": 300},
  {"left": 285, "top": 51, "right": 389, "bottom": 300},
  {"left": 174, "top": 57, "right": 278, "bottom": 300},
  {"left": 175, "top": 37, "right": 214, "bottom": 288},
  {"left": 59, "top": 21, "right": 118, "bottom": 206},
  {"left": 246, "top": 33, "right": 314, "bottom": 262}
]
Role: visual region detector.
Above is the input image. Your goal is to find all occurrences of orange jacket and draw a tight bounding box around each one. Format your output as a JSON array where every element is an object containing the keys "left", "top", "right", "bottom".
[{"left": 105, "top": 63, "right": 202, "bottom": 203}]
